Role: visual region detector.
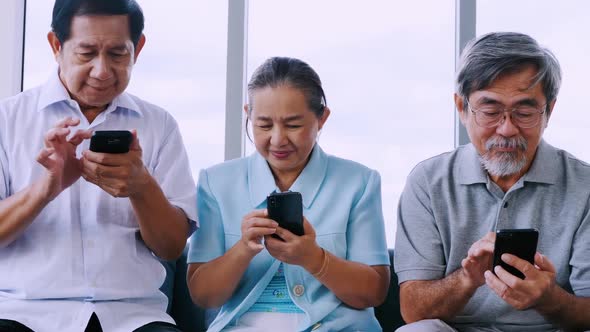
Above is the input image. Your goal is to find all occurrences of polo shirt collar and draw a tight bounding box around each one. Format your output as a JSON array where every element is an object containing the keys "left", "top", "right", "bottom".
[
  {"left": 248, "top": 144, "right": 328, "bottom": 209},
  {"left": 522, "top": 140, "right": 558, "bottom": 184},
  {"left": 458, "top": 139, "right": 558, "bottom": 185},
  {"left": 36, "top": 68, "right": 143, "bottom": 117},
  {"left": 458, "top": 144, "right": 488, "bottom": 185}
]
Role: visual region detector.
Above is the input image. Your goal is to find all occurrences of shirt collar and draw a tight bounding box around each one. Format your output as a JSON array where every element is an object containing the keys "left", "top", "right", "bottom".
[
  {"left": 458, "top": 144, "right": 488, "bottom": 185},
  {"left": 36, "top": 68, "right": 143, "bottom": 117},
  {"left": 247, "top": 144, "right": 328, "bottom": 209},
  {"left": 522, "top": 140, "right": 558, "bottom": 184},
  {"left": 458, "top": 139, "right": 558, "bottom": 185}
]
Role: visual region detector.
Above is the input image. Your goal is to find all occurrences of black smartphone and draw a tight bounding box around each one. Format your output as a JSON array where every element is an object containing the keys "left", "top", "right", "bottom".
[
  {"left": 267, "top": 191, "right": 304, "bottom": 238},
  {"left": 493, "top": 228, "right": 539, "bottom": 279},
  {"left": 89, "top": 130, "right": 132, "bottom": 154}
]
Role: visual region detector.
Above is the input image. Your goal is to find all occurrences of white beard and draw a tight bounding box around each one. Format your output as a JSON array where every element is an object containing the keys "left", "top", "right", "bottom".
[{"left": 480, "top": 136, "right": 528, "bottom": 177}]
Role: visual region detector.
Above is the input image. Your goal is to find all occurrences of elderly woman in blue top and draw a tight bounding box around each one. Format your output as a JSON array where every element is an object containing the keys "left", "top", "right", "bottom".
[{"left": 187, "top": 57, "right": 390, "bottom": 332}]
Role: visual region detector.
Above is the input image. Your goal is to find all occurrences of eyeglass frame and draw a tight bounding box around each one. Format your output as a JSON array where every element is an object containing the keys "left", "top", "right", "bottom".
[{"left": 464, "top": 99, "right": 548, "bottom": 129}]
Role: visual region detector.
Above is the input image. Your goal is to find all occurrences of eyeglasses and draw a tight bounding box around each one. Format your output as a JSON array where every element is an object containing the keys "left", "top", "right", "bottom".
[{"left": 466, "top": 101, "right": 546, "bottom": 129}]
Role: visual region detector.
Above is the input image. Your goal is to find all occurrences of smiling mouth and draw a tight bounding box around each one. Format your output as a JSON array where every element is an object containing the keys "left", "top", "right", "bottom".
[
  {"left": 271, "top": 151, "right": 292, "bottom": 159},
  {"left": 87, "top": 85, "right": 111, "bottom": 91}
]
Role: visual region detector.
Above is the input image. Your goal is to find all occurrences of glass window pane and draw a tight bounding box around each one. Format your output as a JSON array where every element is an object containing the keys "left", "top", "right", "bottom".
[
  {"left": 23, "top": 1, "right": 228, "bottom": 178},
  {"left": 477, "top": 0, "right": 590, "bottom": 162},
  {"left": 248, "top": 0, "right": 456, "bottom": 246}
]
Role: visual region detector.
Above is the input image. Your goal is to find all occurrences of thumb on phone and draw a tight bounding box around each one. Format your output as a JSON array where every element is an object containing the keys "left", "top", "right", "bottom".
[
  {"left": 534, "top": 252, "right": 555, "bottom": 273},
  {"left": 130, "top": 129, "right": 141, "bottom": 151}
]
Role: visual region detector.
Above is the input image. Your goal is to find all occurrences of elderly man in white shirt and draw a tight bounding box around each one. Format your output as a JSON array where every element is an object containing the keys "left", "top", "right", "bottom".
[{"left": 0, "top": 1, "right": 197, "bottom": 332}]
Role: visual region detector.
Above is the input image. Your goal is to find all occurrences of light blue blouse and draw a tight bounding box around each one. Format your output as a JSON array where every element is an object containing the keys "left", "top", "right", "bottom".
[{"left": 188, "top": 145, "right": 389, "bottom": 332}]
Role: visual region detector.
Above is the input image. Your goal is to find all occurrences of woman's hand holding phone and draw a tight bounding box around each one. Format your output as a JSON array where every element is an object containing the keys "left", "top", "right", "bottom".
[
  {"left": 239, "top": 209, "right": 278, "bottom": 256},
  {"left": 264, "top": 217, "right": 324, "bottom": 273}
]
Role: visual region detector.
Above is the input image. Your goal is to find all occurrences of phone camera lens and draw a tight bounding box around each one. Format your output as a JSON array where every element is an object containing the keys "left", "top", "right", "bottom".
[{"left": 269, "top": 197, "right": 276, "bottom": 206}]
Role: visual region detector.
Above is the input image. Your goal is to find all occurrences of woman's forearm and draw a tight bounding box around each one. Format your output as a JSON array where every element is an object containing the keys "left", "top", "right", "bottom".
[{"left": 187, "top": 241, "right": 256, "bottom": 308}]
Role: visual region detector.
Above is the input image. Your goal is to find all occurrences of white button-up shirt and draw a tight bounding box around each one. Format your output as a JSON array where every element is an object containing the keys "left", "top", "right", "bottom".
[{"left": 0, "top": 71, "right": 198, "bottom": 332}]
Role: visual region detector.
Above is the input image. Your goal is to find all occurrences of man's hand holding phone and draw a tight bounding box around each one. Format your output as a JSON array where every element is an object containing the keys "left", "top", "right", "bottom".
[
  {"left": 485, "top": 251, "right": 557, "bottom": 311},
  {"left": 482, "top": 228, "right": 558, "bottom": 311},
  {"left": 36, "top": 117, "right": 92, "bottom": 201},
  {"left": 461, "top": 232, "right": 496, "bottom": 290},
  {"left": 81, "top": 129, "right": 150, "bottom": 198}
]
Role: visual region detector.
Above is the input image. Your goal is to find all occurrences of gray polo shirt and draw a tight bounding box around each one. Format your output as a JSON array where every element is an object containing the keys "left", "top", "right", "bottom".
[{"left": 395, "top": 140, "right": 590, "bottom": 331}]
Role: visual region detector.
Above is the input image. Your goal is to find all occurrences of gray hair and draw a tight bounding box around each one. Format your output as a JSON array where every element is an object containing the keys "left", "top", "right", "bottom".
[
  {"left": 456, "top": 32, "right": 562, "bottom": 113},
  {"left": 247, "top": 57, "right": 327, "bottom": 118}
]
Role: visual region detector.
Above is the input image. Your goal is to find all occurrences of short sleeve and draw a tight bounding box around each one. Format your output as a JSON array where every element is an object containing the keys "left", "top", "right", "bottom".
[
  {"left": 394, "top": 164, "right": 446, "bottom": 283},
  {"left": 187, "top": 169, "right": 225, "bottom": 264},
  {"left": 570, "top": 198, "right": 590, "bottom": 296},
  {"left": 346, "top": 170, "right": 390, "bottom": 266},
  {"left": 0, "top": 112, "right": 9, "bottom": 200},
  {"left": 152, "top": 116, "right": 197, "bottom": 230}
]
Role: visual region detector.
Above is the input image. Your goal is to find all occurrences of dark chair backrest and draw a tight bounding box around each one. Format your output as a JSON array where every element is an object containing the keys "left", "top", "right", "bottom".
[
  {"left": 375, "top": 248, "right": 405, "bottom": 331},
  {"left": 161, "top": 247, "right": 405, "bottom": 332}
]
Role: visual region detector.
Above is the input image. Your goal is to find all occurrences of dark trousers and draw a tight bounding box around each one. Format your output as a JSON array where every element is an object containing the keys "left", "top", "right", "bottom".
[{"left": 0, "top": 313, "right": 182, "bottom": 332}]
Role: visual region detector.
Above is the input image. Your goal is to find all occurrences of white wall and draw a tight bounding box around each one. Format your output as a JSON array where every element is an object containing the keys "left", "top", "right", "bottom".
[{"left": 0, "top": 0, "right": 25, "bottom": 99}]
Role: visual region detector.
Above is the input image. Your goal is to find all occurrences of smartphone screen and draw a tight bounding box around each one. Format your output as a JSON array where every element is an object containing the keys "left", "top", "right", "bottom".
[
  {"left": 493, "top": 228, "right": 538, "bottom": 279},
  {"left": 267, "top": 191, "right": 304, "bottom": 238},
  {"left": 89, "top": 130, "right": 132, "bottom": 154}
]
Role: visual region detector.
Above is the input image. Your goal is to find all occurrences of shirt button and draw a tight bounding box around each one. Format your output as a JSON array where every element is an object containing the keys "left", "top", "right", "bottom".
[
  {"left": 293, "top": 284, "right": 305, "bottom": 297},
  {"left": 311, "top": 322, "right": 322, "bottom": 330}
]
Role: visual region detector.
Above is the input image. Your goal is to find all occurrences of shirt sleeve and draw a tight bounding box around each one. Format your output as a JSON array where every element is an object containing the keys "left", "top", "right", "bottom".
[
  {"left": 152, "top": 115, "right": 198, "bottom": 230},
  {"left": 394, "top": 163, "right": 447, "bottom": 283},
  {"left": 187, "top": 168, "right": 225, "bottom": 264},
  {"left": 0, "top": 112, "right": 9, "bottom": 200},
  {"left": 570, "top": 197, "right": 590, "bottom": 296},
  {"left": 345, "top": 169, "right": 390, "bottom": 266}
]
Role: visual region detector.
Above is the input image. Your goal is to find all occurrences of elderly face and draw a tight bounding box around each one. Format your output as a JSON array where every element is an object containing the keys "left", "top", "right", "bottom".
[
  {"left": 48, "top": 15, "right": 145, "bottom": 112},
  {"left": 456, "top": 65, "right": 555, "bottom": 178},
  {"left": 246, "top": 85, "right": 329, "bottom": 179}
]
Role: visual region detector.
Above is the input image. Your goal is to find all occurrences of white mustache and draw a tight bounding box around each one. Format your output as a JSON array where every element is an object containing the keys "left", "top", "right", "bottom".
[{"left": 485, "top": 136, "right": 527, "bottom": 151}]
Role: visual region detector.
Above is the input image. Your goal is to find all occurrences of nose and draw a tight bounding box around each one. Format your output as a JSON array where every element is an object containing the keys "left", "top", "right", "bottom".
[
  {"left": 270, "top": 127, "right": 288, "bottom": 146},
  {"left": 495, "top": 112, "right": 520, "bottom": 137},
  {"left": 90, "top": 55, "right": 114, "bottom": 81}
]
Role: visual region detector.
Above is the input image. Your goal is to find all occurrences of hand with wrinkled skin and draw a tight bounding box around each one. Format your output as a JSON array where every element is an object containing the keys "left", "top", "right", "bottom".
[
  {"left": 80, "top": 130, "right": 149, "bottom": 198},
  {"left": 485, "top": 252, "right": 556, "bottom": 310},
  {"left": 36, "top": 117, "right": 92, "bottom": 201},
  {"left": 461, "top": 231, "right": 496, "bottom": 289}
]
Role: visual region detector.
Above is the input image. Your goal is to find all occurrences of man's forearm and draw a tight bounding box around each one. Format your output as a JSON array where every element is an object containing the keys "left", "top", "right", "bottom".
[
  {"left": 400, "top": 268, "right": 478, "bottom": 323},
  {"left": 537, "top": 286, "right": 590, "bottom": 331},
  {"left": 0, "top": 181, "right": 50, "bottom": 247},
  {"left": 130, "top": 175, "right": 190, "bottom": 261}
]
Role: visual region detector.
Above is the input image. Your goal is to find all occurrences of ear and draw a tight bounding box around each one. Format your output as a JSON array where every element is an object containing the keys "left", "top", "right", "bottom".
[
  {"left": 318, "top": 107, "right": 330, "bottom": 130},
  {"left": 133, "top": 34, "right": 146, "bottom": 63},
  {"left": 47, "top": 31, "right": 62, "bottom": 59},
  {"left": 243, "top": 103, "right": 250, "bottom": 117},
  {"left": 454, "top": 93, "right": 468, "bottom": 126},
  {"left": 545, "top": 99, "right": 556, "bottom": 126}
]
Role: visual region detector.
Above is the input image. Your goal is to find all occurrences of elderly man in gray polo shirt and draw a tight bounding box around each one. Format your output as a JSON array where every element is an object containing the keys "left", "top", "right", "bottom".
[{"left": 395, "top": 32, "right": 590, "bottom": 332}]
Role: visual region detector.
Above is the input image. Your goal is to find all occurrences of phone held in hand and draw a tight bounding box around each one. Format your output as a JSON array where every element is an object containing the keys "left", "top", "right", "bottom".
[
  {"left": 89, "top": 130, "right": 132, "bottom": 154},
  {"left": 493, "top": 228, "right": 539, "bottom": 279},
  {"left": 267, "top": 191, "right": 304, "bottom": 238}
]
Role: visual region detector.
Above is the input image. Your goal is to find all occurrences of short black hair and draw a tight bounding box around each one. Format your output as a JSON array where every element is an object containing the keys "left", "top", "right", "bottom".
[{"left": 51, "top": 0, "right": 144, "bottom": 47}]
